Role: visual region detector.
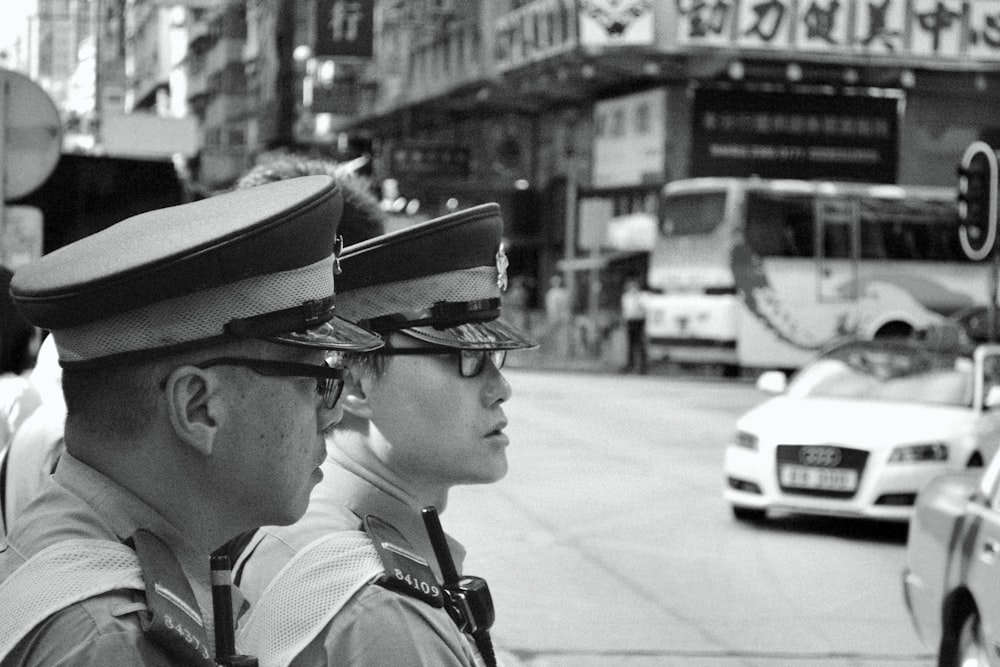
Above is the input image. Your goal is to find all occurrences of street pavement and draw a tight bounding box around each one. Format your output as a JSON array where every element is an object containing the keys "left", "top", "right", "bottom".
[{"left": 444, "top": 365, "right": 936, "bottom": 667}]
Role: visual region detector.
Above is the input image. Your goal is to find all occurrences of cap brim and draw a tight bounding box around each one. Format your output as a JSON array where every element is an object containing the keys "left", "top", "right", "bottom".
[
  {"left": 270, "top": 314, "right": 383, "bottom": 352},
  {"left": 401, "top": 317, "right": 537, "bottom": 350}
]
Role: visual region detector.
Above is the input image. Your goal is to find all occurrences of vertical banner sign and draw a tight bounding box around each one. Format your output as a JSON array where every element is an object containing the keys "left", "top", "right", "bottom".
[{"left": 315, "top": 0, "right": 374, "bottom": 58}]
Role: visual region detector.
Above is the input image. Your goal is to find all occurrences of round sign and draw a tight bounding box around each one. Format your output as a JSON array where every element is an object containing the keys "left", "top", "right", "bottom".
[{"left": 1, "top": 67, "right": 62, "bottom": 200}]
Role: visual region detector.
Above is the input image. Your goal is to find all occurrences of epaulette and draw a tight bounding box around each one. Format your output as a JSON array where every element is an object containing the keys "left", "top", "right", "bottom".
[
  {"left": 363, "top": 515, "right": 444, "bottom": 608},
  {"left": 129, "top": 529, "right": 215, "bottom": 666}
]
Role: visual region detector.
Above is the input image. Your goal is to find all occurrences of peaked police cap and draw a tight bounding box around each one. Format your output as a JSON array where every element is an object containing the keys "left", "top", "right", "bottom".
[{"left": 10, "top": 175, "right": 382, "bottom": 367}]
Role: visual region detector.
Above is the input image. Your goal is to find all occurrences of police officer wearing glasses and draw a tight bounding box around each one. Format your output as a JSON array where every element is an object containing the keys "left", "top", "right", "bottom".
[
  {"left": 0, "top": 176, "right": 382, "bottom": 666},
  {"left": 234, "top": 204, "right": 536, "bottom": 666}
]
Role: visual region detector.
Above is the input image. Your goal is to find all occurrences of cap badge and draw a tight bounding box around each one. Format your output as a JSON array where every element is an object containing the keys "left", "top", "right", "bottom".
[
  {"left": 332, "top": 235, "right": 344, "bottom": 275},
  {"left": 495, "top": 243, "right": 509, "bottom": 291}
]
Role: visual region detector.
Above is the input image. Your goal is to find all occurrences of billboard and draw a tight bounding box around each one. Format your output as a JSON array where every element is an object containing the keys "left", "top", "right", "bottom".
[{"left": 690, "top": 89, "right": 900, "bottom": 183}]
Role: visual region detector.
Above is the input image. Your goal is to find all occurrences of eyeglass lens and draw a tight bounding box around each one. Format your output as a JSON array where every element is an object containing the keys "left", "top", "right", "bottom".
[
  {"left": 319, "top": 372, "right": 345, "bottom": 410},
  {"left": 459, "top": 350, "right": 507, "bottom": 377}
]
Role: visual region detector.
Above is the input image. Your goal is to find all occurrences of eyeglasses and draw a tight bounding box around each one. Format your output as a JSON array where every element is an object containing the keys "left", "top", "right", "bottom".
[
  {"left": 377, "top": 346, "right": 507, "bottom": 378},
  {"left": 185, "top": 357, "right": 346, "bottom": 410}
]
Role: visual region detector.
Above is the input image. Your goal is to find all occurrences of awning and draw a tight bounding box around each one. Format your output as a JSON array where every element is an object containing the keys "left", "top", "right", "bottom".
[{"left": 557, "top": 250, "right": 646, "bottom": 272}]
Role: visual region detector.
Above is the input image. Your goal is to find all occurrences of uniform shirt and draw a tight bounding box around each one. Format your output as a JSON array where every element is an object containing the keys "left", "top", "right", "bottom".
[
  {"left": 237, "top": 446, "right": 477, "bottom": 667},
  {"left": 3, "top": 403, "right": 66, "bottom": 535},
  {"left": 0, "top": 453, "right": 216, "bottom": 666}
]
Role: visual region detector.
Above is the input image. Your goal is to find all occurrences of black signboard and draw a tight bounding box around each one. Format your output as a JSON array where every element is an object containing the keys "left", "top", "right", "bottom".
[
  {"left": 315, "top": 0, "right": 374, "bottom": 58},
  {"left": 391, "top": 143, "right": 470, "bottom": 178},
  {"left": 691, "top": 89, "right": 899, "bottom": 183}
]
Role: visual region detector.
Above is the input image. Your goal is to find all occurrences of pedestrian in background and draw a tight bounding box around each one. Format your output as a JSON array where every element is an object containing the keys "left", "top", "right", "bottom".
[
  {"left": 621, "top": 277, "right": 649, "bottom": 375},
  {"left": 234, "top": 204, "right": 536, "bottom": 667},
  {"left": 0, "top": 334, "right": 61, "bottom": 537},
  {"left": 0, "top": 176, "right": 382, "bottom": 665},
  {"left": 0, "top": 265, "right": 35, "bottom": 377},
  {"left": 506, "top": 275, "right": 532, "bottom": 333},
  {"left": 544, "top": 273, "right": 571, "bottom": 357},
  {"left": 236, "top": 153, "right": 384, "bottom": 243}
]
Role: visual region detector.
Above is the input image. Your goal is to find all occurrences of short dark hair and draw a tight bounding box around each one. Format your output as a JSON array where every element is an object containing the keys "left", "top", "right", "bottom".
[
  {"left": 237, "top": 155, "right": 385, "bottom": 245},
  {"left": 62, "top": 358, "right": 165, "bottom": 442},
  {"left": 61, "top": 338, "right": 280, "bottom": 444}
]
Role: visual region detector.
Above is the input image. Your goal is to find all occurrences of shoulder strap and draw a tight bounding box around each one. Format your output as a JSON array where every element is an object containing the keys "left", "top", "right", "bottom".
[
  {"left": 130, "top": 529, "right": 216, "bottom": 666},
  {"left": 0, "top": 539, "right": 144, "bottom": 660},
  {"left": 236, "top": 531, "right": 382, "bottom": 667},
  {"left": 364, "top": 514, "right": 445, "bottom": 608}
]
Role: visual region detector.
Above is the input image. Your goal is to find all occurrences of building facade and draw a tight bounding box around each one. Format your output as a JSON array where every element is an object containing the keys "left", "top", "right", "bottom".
[
  {"left": 12, "top": 1, "right": 1000, "bottom": 300},
  {"left": 333, "top": 0, "right": 1000, "bottom": 303}
]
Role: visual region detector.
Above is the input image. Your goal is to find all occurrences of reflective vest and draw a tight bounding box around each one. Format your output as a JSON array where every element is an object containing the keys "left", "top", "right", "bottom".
[
  {"left": 0, "top": 539, "right": 145, "bottom": 660},
  {"left": 235, "top": 531, "right": 384, "bottom": 667}
]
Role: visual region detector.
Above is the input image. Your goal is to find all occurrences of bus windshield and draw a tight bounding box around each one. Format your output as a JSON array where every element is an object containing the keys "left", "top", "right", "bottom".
[{"left": 660, "top": 191, "right": 726, "bottom": 236}]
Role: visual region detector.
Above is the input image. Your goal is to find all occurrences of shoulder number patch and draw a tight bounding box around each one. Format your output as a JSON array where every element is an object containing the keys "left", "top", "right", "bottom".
[{"left": 364, "top": 515, "right": 443, "bottom": 608}]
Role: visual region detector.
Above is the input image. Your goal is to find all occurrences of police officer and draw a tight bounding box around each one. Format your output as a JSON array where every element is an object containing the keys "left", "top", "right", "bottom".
[
  {"left": 234, "top": 204, "right": 536, "bottom": 666},
  {"left": 0, "top": 176, "right": 382, "bottom": 665},
  {"left": 0, "top": 156, "right": 388, "bottom": 540}
]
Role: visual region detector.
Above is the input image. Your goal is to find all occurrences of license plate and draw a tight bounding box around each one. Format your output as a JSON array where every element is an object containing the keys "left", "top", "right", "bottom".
[{"left": 779, "top": 464, "right": 858, "bottom": 491}]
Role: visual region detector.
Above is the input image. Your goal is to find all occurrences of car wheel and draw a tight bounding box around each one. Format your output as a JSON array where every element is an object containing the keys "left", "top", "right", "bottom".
[
  {"left": 945, "top": 609, "right": 989, "bottom": 667},
  {"left": 732, "top": 506, "right": 766, "bottom": 522}
]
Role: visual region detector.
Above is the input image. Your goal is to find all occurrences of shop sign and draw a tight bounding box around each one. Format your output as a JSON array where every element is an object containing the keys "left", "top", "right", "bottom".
[
  {"left": 390, "top": 143, "right": 470, "bottom": 178},
  {"left": 675, "top": 0, "right": 1000, "bottom": 61},
  {"left": 315, "top": 0, "right": 374, "bottom": 58},
  {"left": 494, "top": 0, "right": 579, "bottom": 71},
  {"left": 690, "top": 89, "right": 899, "bottom": 183},
  {"left": 578, "top": 0, "right": 655, "bottom": 46}
]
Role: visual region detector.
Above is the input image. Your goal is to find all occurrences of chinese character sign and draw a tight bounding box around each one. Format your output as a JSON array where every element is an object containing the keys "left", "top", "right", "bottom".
[
  {"left": 676, "top": 0, "right": 1000, "bottom": 60},
  {"left": 315, "top": 0, "right": 374, "bottom": 58}
]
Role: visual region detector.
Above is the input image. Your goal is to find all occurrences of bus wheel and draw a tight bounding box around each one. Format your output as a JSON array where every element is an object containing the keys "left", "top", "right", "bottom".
[
  {"left": 722, "top": 364, "right": 741, "bottom": 378},
  {"left": 873, "top": 322, "right": 913, "bottom": 339}
]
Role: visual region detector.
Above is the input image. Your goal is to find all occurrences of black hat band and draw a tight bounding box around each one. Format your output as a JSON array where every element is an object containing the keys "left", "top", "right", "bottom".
[
  {"left": 225, "top": 296, "right": 337, "bottom": 339},
  {"left": 361, "top": 298, "right": 501, "bottom": 332}
]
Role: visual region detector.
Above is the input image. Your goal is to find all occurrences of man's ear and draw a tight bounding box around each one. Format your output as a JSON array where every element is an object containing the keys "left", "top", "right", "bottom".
[
  {"left": 164, "top": 367, "right": 220, "bottom": 457},
  {"left": 340, "top": 368, "right": 374, "bottom": 420}
]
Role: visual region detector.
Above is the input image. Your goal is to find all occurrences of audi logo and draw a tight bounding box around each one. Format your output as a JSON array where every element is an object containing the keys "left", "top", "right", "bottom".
[{"left": 799, "top": 446, "right": 842, "bottom": 467}]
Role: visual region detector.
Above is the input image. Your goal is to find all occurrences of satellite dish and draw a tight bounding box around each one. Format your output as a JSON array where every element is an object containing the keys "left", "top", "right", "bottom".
[{"left": 1, "top": 68, "right": 62, "bottom": 200}]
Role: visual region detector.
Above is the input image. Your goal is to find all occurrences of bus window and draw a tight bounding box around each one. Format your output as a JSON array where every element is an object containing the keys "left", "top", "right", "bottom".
[
  {"left": 661, "top": 192, "right": 726, "bottom": 236},
  {"left": 861, "top": 198, "right": 965, "bottom": 262},
  {"left": 745, "top": 191, "right": 813, "bottom": 257},
  {"left": 822, "top": 223, "right": 853, "bottom": 259}
]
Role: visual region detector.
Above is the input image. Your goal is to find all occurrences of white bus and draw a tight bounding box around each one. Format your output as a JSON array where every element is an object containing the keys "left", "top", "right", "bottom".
[{"left": 645, "top": 177, "right": 990, "bottom": 373}]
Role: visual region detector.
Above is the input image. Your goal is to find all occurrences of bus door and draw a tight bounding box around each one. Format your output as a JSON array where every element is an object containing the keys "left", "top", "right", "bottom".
[{"left": 814, "top": 195, "right": 860, "bottom": 303}]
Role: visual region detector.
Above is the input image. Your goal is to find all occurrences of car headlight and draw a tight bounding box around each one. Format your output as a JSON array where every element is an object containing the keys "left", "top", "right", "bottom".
[
  {"left": 888, "top": 443, "right": 949, "bottom": 463},
  {"left": 735, "top": 431, "right": 758, "bottom": 450}
]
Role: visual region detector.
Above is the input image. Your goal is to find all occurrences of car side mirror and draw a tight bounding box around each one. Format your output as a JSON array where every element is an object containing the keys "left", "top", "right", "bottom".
[
  {"left": 756, "top": 370, "right": 787, "bottom": 394},
  {"left": 986, "top": 385, "right": 1000, "bottom": 409}
]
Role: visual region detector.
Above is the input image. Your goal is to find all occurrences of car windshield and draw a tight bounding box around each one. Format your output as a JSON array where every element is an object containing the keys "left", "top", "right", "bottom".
[{"left": 786, "top": 344, "right": 974, "bottom": 407}]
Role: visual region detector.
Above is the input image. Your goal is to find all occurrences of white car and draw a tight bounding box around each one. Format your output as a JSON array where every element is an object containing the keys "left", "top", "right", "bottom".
[
  {"left": 903, "top": 458, "right": 1000, "bottom": 666},
  {"left": 724, "top": 340, "right": 1000, "bottom": 522}
]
